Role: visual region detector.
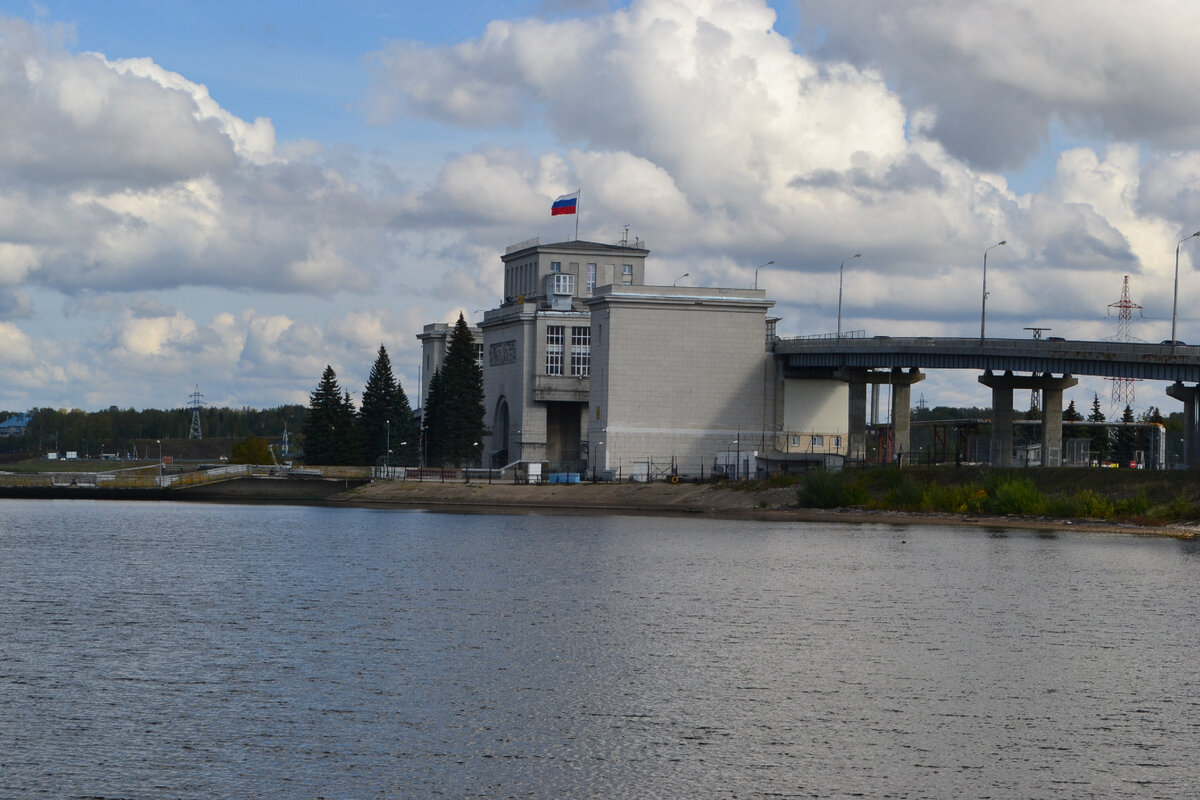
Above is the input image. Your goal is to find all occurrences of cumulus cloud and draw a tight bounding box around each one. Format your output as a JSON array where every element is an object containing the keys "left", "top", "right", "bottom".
[
  {"left": 365, "top": 0, "right": 1200, "bottom": 345},
  {"left": 795, "top": 0, "right": 1200, "bottom": 171},
  {"left": 5, "top": 0, "right": 1200, "bottom": 414},
  {"left": 0, "top": 17, "right": 388, "bottom": 298}
]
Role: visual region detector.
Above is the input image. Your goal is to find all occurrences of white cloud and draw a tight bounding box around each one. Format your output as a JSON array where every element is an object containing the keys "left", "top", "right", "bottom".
[
  {"left": 0, "top": 18, "right": 391, "bottom": 298},
  {"left": 4, "top": 1, "right": 1200, "bottom": 416},
  {"left": 795, "top": 0, "right": 1200, "bottom": 169}
]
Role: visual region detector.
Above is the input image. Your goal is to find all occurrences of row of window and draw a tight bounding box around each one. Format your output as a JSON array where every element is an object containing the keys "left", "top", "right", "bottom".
[
  {"left": 789, "top": 434, "right": 842, "bottom": 450},
  {"left": 546, "top": 325, "right": 590, "bottom": 376},
  {"left": 545, "top": 261, "right": 633, "bottom": 292}
]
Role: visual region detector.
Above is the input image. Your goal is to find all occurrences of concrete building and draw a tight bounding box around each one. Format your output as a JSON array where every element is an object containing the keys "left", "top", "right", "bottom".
[
  {"left": 585, "top": 284, "right": 775, "bottom": 478},
  {"left": 418, "top": 236, "right": 860, "bottom": 477},
  {"left": 477, "top": 238, "right": 649, "bottom": 468}
]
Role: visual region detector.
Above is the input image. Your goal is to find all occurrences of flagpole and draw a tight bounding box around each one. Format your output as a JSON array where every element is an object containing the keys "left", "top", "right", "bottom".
[{"left": 575, "top": 188, "right": 580, "bottom": 241}]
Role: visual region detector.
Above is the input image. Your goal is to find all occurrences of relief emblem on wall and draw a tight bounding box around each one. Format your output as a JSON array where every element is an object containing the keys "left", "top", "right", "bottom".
[{"left": 489, "top": 340, "right": 517, "bottom": 366}]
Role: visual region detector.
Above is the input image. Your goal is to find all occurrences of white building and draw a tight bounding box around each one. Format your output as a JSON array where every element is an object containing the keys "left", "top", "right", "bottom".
[{"left": 419, "top": 237, "right": 851, "bottom": 477}]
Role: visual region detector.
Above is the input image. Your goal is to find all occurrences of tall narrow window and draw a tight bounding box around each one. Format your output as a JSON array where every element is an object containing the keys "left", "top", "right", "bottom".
[
  {"left": 586, "top": 263, "right": 597, "bottom": 294},
  {"left": 474, "top": 343, "right": 483, "bottom": 367},
  {"left": 621, "top": 264, "right": 633, "bottom": 285},
  {"left": 571, "top": 326, "right": 590, "bottom": 377},
  {"left": 545, "top": 325, "right": 564, "bottom": 375}
]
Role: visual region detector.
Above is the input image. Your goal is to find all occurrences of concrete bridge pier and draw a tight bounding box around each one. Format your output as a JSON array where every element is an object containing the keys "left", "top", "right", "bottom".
[
  {"left": 1166, "top": 382, "right": 1200, "bottom": 468},
  {"left": 847, "top": 373, "right": 868, "bottom": 461},
  {"left": 840, "top": 368, "right": 924, "bottom": 463},
  {"left": 878, "top": 368, "right": 925, "bottom": 464},
  {"left": 979, "top": 371, "right": 1078, "bottom": 466}
]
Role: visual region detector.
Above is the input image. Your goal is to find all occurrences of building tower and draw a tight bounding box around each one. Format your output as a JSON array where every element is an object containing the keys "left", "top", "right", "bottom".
[
  {"left": 188, "top": 385, "right": 205, "bottom": 439},
  {"left": 1107, "top": 275, "right": 1142, "bottom": 416}
]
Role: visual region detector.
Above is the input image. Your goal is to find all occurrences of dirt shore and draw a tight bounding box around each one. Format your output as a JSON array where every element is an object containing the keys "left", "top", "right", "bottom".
[{"left": 333, "top": 478, "right": 1198, "bottom": 538}]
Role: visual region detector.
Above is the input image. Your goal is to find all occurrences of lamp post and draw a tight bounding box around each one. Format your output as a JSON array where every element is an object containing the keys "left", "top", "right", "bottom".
[
  {"left": 386, "top": 419, "right": 391, "bottom": 470},
  {"left": 1171, "top": 231, "right": 1200, "bottom": 352},
  {"left": 157, "top": 439, "right": 162, "bottom": 477},
  {"left": 754, "top": 260, "right": 774, "bottom": 290},
  {"left": 673, "top": 272, "right": 689, "bottom": 286},
  {"left": 837, "top": 253, "right": 861, "bottom": 338},
  {"left": 980, "top": 240, "right": 1007, "bottom": 342}
]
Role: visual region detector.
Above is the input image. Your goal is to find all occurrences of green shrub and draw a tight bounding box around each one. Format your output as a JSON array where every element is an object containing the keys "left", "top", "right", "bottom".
[
  {"left": 795, "top": 470, "right": 867, "bottom": 508},
  {"left": 985, "top": 476, "right": 1044, "bottom": 516},
  {"left": 1115, "top": 489, "right": 1150, "bottom": 517},
  {"left": 921, "top": 481, "right": 987, "bottom": 514},
  {"left": 1045, "top": 489, "right": 1115, "bottom": 519},
  {"left": 881, "top": 475, "right": 925, "bottom": 511},
  {"left": 1153, "top": 491, "right": 1196, "bottom": 522}
]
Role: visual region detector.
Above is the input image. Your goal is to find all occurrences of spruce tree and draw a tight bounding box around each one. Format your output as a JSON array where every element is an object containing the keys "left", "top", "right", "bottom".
[
  {"left": 1087, "top": 393, "right": 1109, "bottom": 463},
  {"left": 391, "top": 377, "right": 420, "bottom": 466},
  {"left": 441, "top": 313, "right": 486, "bottom": 466},
  {"left": 422, "top": 367, "right": 446, "bottom": 466},
  {"left": 422, "top": 313, "right": 486, "bottom": 467},
  {"left": 302, "top": 365, "right": 344, "bottom": 465},
  {"left": 360, "top": 345, "right": 397, "bottom": 465},
  {"left": 333, "top": 391, "right": 362, "bottom": 466},
  {"left": 1114, "top": 403, "right": 1138, "bottom": 466}
]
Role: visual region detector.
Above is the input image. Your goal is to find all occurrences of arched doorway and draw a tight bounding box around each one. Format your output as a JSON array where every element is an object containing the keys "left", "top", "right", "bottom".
[{"left": 492, "top": 398, "right": 510, "bottom": 467}]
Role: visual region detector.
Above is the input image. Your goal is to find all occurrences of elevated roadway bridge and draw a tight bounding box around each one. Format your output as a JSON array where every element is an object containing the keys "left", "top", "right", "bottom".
[{"left": 774, "top": 335, "right": 1200, "bottom": 468}]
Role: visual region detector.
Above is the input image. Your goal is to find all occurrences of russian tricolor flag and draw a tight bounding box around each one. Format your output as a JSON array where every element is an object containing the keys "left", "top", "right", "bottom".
[{"left": 551, "top": 192, "right": 579, "bottom": 216}]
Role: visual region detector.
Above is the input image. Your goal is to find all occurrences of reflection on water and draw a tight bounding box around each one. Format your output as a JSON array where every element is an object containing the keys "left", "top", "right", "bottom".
[{"left": 2, "top": 499, "right": 1198, "bottom": 798}]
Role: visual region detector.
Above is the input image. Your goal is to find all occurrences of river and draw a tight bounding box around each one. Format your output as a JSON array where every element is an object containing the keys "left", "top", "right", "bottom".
[{"left": 1, "top": 499, "right": 1198, "bottom": 798}]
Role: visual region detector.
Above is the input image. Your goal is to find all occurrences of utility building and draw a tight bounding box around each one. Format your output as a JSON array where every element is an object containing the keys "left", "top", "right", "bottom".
[
  {"left": 419, "top": 236, "right": 855, "bottom": 477},
  {"left": 479, "top": 238, "right": 648, "bottom": 468}
]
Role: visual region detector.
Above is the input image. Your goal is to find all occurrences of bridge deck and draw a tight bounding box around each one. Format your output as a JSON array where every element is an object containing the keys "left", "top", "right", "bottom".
[{"left": 775, "top": 336, "right": 1200, "bottom": 382}]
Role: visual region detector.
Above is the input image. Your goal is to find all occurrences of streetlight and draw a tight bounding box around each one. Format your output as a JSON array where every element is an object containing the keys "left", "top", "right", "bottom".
[
  {"left": 980, "top": 240, "right": 1007, "bottom": 342},
  {"left": 837, "top": 253, "right": 861, "bottom": 338},
  {"left": 673, "top": 272, "right": 689, "bottom": 286},
  {"left": 386, "top": 419, "right": 390, "bottom": 469},
  {"left": 157, "top": 439, "right": 162, "bottom": 476},
  {"left": 754, "top": 260, "right": 774, "bottom": 290},
  {"left": 1171, "top": 230, "right": 1200, "bottom": 352}
]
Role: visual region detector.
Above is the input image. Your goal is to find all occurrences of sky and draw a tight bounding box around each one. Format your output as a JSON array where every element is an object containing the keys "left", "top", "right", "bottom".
[{"left": 1, "top": 0, "right": 1199, "bottom": 421}]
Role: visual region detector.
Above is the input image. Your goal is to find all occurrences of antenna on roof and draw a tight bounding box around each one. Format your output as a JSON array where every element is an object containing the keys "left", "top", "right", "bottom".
[{"left": 620, "top": 224, "right": 630, "bottom": 247}]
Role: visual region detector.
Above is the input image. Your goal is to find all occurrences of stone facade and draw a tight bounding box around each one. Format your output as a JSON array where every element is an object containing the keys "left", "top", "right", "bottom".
[{"left": 584, "top": 285, "right": 774, "bottom": 477}]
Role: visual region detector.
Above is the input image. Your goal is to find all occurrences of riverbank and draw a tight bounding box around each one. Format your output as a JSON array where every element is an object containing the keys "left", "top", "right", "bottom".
[{"left": 332, "top": 476, "right": 1200, "bottom": 538}]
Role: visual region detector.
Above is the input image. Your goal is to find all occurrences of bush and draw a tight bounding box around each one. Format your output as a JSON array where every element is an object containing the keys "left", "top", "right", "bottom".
[
  {"left": 921, "top": 481, "right": 987, "bottom": 514},
  {"left": 985, "top": 477, "right": 1044, "bottom": 516},
  {"left": 881, "top": 476, "right": 925, "bottom": 511},
  {"left": 1044, "top": 489, "right": 1115, "bottom": 520},
  {"left": 1154, "top": 491, "right": 1198, "bottom": 522},
  {"left": 795, "top": 470, "right": 867, "bottom": 509}
]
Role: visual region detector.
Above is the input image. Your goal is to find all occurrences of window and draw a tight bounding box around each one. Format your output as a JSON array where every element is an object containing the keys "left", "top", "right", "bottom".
[
  {"left": 571, "top": 326, "right": 590, "bottom": 376},
  {"left": 552, "top": 273, "right": 574, "bottom": 295},
  {"left": 621, "top": 263, "right": 633, "bottom": 285},
  {"left": 474, "top": 343, "right": 483, "bottom": 367},
  {"left": 812, "top": 435, "right": 824, "bottom": 449},
  {"left": 833, "top": 436, "right": 842, "bottom": 450},
  {"left": 545, "top": 325, "right": 564, "bottom": 375},
  {"left": 586, "top": 263, "right": 596, "bottom": 294},
  {"left": 550, "top": 261, "right": 561, "bottom": 272},
  {"left": 790, "top": 435, "right": 799, "bottom": 448}
]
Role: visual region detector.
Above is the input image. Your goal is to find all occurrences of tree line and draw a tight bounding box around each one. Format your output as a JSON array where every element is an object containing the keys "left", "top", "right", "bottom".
[
  {"left": 0, "top": 404, "right": 305, "bottom": 458},
  {"left": 301, "top": 313, "right": 485, "bottom": 467}
]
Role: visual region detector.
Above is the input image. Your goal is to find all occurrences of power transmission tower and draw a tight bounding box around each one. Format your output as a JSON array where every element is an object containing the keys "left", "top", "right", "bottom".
[
  {"left": 1107, "top": 275, "right": 1141, "bottom": 416},
  {"left": 188, "top": 385, "right": 205, "bottom": 439}
]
